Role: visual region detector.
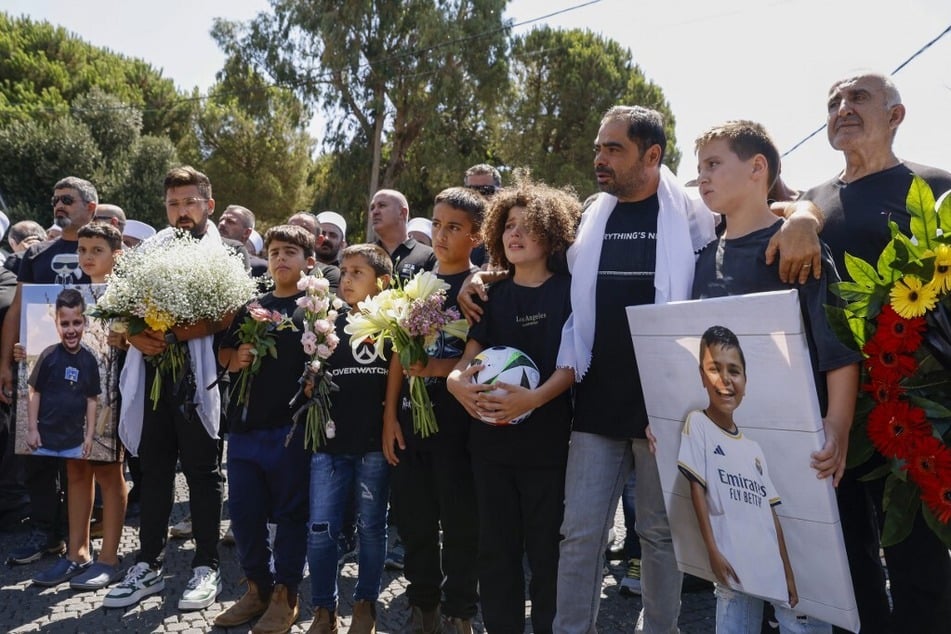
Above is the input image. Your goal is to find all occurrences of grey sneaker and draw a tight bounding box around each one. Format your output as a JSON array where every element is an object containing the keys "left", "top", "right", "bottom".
[
  {"left": 103, "top": 562, "right": 165, "bottom": 608},
  {"left": 169, "top": 517, "right": 193, "bottom": 539},
  {"left": 7, "top": 530, "right": 66, "bottom": 565},
  {"left": 178, "top": 565, "right": 221, "bottom": 610},
  {"left": 32, "top": 556, "right": 92, "bottom": 586},
  {"left": 70, "top": 561, "right": 123, "bottom": 591}
]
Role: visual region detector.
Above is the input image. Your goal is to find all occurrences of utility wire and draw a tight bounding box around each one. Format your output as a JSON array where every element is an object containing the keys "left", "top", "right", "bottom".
[{"left": 781, "top": 22, "right": 951, "bottom": 158}]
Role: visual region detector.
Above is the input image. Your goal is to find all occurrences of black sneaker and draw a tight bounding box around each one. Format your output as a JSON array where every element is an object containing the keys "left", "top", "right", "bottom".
[{"left": 7, "top": 531, "right": 66, "bottom": 565}]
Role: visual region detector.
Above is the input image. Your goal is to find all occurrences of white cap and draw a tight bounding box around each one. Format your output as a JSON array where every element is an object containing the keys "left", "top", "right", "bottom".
[
  {"left": 123, "top": 219, "right": 156, "bottom": 241},
  {"left": 407, "top": 217, "right": 432, "bottom": 240},
  {"left": 248, "top": 229, "right": 264, "bottom": 254},
  {"left": 316, "top": 211, "right": 347, "bottom": 236},
  {"left": 47, "top": 224, "right": 62, "bottom": 235},
  {"left": 0, "top": 211, "right": 9, "bottom": 238}
]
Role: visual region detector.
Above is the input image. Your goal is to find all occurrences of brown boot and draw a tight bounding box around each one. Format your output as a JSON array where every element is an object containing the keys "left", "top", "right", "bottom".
[
  {"left": 410, "top": 605, "right": 441, "bottom": 634},
  {"left": 445, "top": 616, "right": 472, "bottom": 634},
  {"left": 251, "top": 584, "right": 299, "bottom": 634},
  {"left": 349, "top": 599, "right": 376, "bottom": 634},
  {"left": 306, "top": 606, "right": 339, "bottom": 634},
  {"left": 213, "top": 579, "right": 270, "bottom": 627}
]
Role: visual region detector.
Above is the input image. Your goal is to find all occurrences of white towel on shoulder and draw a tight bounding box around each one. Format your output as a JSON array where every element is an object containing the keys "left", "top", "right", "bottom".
[{"left": 556, "top": 165, "right": 716, "bottom": 381}]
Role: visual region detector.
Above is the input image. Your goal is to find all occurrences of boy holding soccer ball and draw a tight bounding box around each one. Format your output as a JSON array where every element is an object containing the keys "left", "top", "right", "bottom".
[{"left": 447, "top": 179, "right": 580, "bottom": 633}]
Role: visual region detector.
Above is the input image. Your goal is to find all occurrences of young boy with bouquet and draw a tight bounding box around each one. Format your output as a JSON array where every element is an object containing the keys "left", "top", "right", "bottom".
[
  {"left": 446, "top": 180, "right": 579, "bottom": 633},
  {"left": 307, "top": 244, "right": 393, "bottom": 634},
  {"left": 381, "top": 187, "right": 485, "bottom": 633},
  {"left": 213, "top": 224, "right": 317, "bottom": 633}
]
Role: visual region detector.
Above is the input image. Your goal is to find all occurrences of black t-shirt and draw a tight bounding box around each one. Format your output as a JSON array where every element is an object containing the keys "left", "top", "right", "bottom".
[
  {"left": 28, "top": 343, "right": 101, "bottom": 450},
  {"left": 315, "top": 263, "right": 341, "bottom": 294},
  {"left": 574, "top": 196, "right": 659, "bottom": 439},
  {"left": 396, "top": 267, "right": 475, "bottom": 451},
  {"left": 221, "top": 292, "right": 309, "bottom": 433},
  {"left": 692, "top": 220, "right": 863, "bottom": 412},
  {"left": 468, "top": 274, "right": 573, "bottom": 467},
  {"left": 384, "top": 238, "right": 437, "bottom": 283},
  {"left": 319, "top": 313, "right": 391, "bottom": 454},
  {"left": 802, "top": 162, "right": 951, "bottom": 278},
  {"left": 19, "top": 238, "right": 90, "bottom": 285}
]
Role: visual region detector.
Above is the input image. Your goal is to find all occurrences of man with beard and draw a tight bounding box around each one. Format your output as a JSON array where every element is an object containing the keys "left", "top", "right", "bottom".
[
  {"left": 315, "top": 211, "right": 348, "bottom": 266},
  {"left": 104, "top": 166, "right": 227, "bottom": 611},
  {"left": 217, "top": 205, "right": 266, "bottom": 278},
  {"left": 0, "top": 177, "right": 95, "bottom": 565}
]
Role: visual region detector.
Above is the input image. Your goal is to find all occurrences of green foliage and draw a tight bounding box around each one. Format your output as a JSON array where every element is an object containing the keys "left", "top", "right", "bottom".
[
  {"left": 499, "top": 27, "right": 679, "bottom": 199},
  {"left": 881, "top": 474, "right": 919, "bottom": 547}
]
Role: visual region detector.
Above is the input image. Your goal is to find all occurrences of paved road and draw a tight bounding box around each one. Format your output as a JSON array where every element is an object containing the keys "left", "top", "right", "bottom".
[{"left": 0, "top": 467, "right": 716, "bottom": 633}]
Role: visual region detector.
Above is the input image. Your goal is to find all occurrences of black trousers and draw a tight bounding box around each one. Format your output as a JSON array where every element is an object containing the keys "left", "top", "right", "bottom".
[
  {"left": 835, "top": 460, "right": 951, "bottom": 634},
  {"left": 22, "top": 454, "right": 67, "bottom": 539},
  {"left": 135, "top": 366, "right": 222, "bottom": 570},
  {"left": 0, "top": 403, "right": 29, "bottom": 514},
  {"left": 390, "top": 445, "right": 479, "bottom": 619},
  {"left": 471, "top": 458, "right": 565, "bottom": 634}
]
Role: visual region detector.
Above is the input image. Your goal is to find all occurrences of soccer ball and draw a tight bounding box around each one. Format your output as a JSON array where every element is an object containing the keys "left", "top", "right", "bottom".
[{"left": 468, "top": 345, "right": 541, "bottom": 425}]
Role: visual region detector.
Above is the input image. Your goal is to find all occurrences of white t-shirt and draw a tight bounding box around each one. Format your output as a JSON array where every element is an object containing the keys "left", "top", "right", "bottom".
[{"left": 677, "top": 409, "right": 788, "bottom": 603}]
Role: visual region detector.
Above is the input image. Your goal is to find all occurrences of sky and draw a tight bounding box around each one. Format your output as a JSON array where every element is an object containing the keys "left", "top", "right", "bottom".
[{"left": 5, "top": 0, "right": 951, "bottom": 189}]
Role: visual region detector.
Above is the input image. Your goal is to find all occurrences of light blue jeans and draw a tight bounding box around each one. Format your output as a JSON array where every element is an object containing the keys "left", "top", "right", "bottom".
[
  {"left": 308, "top": 451, "right": 390, "bottom": 610},
  {"left": 554, "top": 433, "right": 682, "bottom": 634},
  {"left": 715, "top": 585, "right": 832, "bottom": 634}
]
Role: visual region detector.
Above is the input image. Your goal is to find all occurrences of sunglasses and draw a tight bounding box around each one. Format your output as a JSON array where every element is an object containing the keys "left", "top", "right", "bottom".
[
  {"left": 51, "top": 194, "right": 76, "bottom": 206},
  {"left": 466, "top": 184, "right": 498, "bottom": 196}
]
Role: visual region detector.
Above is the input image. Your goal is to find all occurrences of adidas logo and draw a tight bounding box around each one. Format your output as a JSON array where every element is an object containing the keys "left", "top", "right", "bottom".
[{"left": 714, "top": 445, "right": 725, "bottom": 456}]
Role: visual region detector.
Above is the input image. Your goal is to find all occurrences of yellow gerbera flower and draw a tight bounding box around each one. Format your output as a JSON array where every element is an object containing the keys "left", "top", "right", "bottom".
[
  {"left": 930, "top": 244, "right": 951, "bottom": 293},
  {"left": 890, "top": 275, "right": 938, "bottom": 318}
]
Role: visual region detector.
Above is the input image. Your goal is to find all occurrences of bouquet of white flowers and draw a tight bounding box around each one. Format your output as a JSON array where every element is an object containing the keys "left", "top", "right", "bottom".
[
  {"left": 90, "top": 230, "right": 257, "bottom": 408},
  {"left": 344, "top": 270, "right": 468, "bottom": 437}
]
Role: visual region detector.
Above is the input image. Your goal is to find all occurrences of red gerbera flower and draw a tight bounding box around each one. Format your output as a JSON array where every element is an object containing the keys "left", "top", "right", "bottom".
[
  {"left": 874, "top": 304, "right": 926, "bottom": 352},
  {"left": 866, "top": 400, "right": 932, "bottom": 459},
  {"left": 903, "top": 435, "right": 951, "bottom": 485},
  {"left": 861, "top": 380, "right": 904, "bottom": 403},
  {"left": 919, "top": 478, "right": 951, "bottom": 524},
  {"left": 863, "top": 337, "right": 917, "bottom": 383}
]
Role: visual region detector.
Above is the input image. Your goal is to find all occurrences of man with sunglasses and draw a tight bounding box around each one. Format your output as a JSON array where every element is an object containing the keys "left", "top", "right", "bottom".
[
  {"left": 1, "top": 176, "right": 96, "bottom": 566},
  {"left": 463, "top": 164, "right": 501, "bottom": 268}
]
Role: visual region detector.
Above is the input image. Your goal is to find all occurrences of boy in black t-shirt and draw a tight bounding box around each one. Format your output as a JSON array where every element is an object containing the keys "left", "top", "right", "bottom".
[
  {"left": 382, "top": 187, "right": 484, "bottom": 633},
  {"left": 213, "top": 225, "right": 317, "bottom": 633},
  {"left": 447, "top": 180, "right": 578, "bottom": 634},
  {"left": 307, "top": 244, "right": 394, "bottom": 634},
  {"left": 691, "top": 120, "right": 860, "bottom": 490}
]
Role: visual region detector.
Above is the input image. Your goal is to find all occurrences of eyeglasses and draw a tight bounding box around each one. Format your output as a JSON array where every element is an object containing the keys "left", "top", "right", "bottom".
[
  {"left": 93, "top": 215, "right": 114, "bottom": 222},
  {"left": 165, "top": 197, "right": 207, "bottom": 211},
  {"left": 466, "top": 184, "right": 498, "bottom": 196},
  {"left": 51, "top": 195, "right": 76, "bottom": 206}
]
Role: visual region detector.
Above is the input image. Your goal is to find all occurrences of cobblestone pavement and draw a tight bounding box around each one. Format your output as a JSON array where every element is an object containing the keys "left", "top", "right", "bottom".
[{"left": 0, "top": 467, "right": 716, "bottom": 633}]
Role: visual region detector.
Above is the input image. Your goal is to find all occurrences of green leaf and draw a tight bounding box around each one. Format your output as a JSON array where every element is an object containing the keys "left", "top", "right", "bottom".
[
  {"left": 880, "top": 475, "right": 920, "bottom": 547},
  {"left": 907, "top": 175, "right": 938, "bottom": 249},
  {"left": 876, "top": 238, "right": 900, "bottom": 282},
  {"left": 846, "top": 425, "right": 875, "bottom": 469},
  {"left": 922, "top": 505, "right": 951, "bottom": 549},
  {"left": 844, "top": 253, "right": 884, "bottom": 289},
  {"left": 938, "top": 189, "right": 951, "bottom": 232},
  {"left": 857, "top": 461, "right": 893, "bottom": 482},
  {"left": 906, "top": 394, "right": 951, "bottom": 419},
  {"left": 891, "top": 222, "right": 927, "bottom": 262},
  {"left": 825, "top": 305, "right": 862, "bottom": 351}
]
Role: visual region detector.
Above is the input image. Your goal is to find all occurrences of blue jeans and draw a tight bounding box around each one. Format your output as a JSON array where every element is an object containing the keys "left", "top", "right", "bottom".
[
  {"left": 554, "top": 433, "right": 682, "bottom": 634},
  {"left": 308, "top": 451, "right": 390, "bottom": 610},
  {"left": 227, "top": 425, "right": 310, "bottom": 592},
  {"left": 715, "top": 585, "right": 832, "bottom": 634}
]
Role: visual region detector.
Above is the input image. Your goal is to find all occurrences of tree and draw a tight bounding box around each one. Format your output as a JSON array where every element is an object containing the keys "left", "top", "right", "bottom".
[
  {"left": 213, "top": 0, "right": 510, "bottom": 238},
  {"left": 499, "top": 27, "right": 680, "bottom": 199},
  {"left": 192, "top": 62, "right": 316, "bottom": 224}
]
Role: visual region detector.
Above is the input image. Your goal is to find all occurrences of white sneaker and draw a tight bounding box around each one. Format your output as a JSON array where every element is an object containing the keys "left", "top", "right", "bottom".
[
  {"left": 103, "top": 562, "right": 165, "bottom": 608},
  {"left": 169, "top": 517, "right": 193, "bottom": 539},
  {"left": 178, "top": 565, "right": 221, "bottom": 610}
]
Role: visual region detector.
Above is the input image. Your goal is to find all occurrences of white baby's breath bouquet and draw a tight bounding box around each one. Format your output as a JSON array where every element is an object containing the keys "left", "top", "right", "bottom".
[
  {"left": 345, "top": 270, "right": 468, "bottom": 437},
  {"left": 90, "top": 230, "right": 257, "bottom": 408}
]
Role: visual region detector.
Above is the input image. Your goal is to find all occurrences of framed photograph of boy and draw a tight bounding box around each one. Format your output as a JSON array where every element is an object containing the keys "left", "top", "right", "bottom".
[
  {"left": 14, "top": 283, "right": 120, "bottom": 462},
  {"left": 627, "top": 289, "right": 860, "bottom": 633}
]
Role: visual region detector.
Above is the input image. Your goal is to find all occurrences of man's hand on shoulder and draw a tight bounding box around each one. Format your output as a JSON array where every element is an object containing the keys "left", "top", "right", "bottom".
[{"left": 764, "top": 200, "right": 823, "bottom": 284}]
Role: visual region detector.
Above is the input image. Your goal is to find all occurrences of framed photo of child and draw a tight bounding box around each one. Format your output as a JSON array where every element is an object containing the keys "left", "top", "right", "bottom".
[
  {"left": 627, "top": 290, "right": 860, "bottom": 633},
  {"left": 14, "top": 283, "right": 120, "bottom": 462}
]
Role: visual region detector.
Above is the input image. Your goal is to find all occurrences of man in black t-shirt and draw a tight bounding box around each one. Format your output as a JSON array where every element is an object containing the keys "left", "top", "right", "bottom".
[
  {"left": 0, "top": 176, "right": 96, "bottom": 566},
  {"left": 370, "top": 189, "right": 436, "bottom": 282},
  {"left": 800, "top": 72, "right": 951, "bottom": 634}
]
